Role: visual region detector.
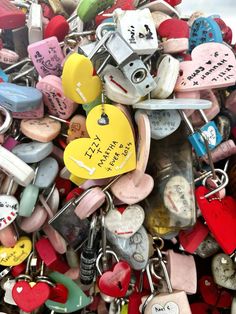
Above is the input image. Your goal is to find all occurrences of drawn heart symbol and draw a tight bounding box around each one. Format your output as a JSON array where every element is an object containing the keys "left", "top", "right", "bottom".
[
  {"left": 0, "top": 195, "right": 19, "bottom": 230},
  {"left": 175, "top": 43, "right": 236, "bottom": 92},
  {"left": 12, "top": 281, "right": 51, "bottom": 312},
  {"left": 201, "top": 126, "right": 217, "bottom": 146},
  {"left": 105, "top": 205, "right": 145, "bottom": 238},
  {"left": 212, "top": 253, "right": 236, "bottom": 290},
  {"left": 64, "top": 104, "right": 136, "bottom": 179},
  {"left": 151, "top": 301, "right": 179, "bottom": 314},
  {"left": 49, "top": 283, "right": 68, "bottom": 304},
  {"left": 195, "top": 186, "right": 236, "bottom": 254},
  {"left": 189, "top": 17, "right": 223, "bottom": 52},
  {"left": 0, "top": 236, "right": 32, "bottom": 266},
  {"left": 198, "top": 276, "right": 233, "bottom": 308},
  {"left": 20, "top": 116, "right": 61, "bottom": 142},
  {"left": 107, "top": 226, "right": 151, "bottom": 271},
  {"left": 98, "top": 261, "right": 131, "bottom": 298},
  {"left": 158, "top": 18, "right": 189, "bottom": 39},
  {"left": 62, "top": 53, "right": 102, "bottom": 104}
]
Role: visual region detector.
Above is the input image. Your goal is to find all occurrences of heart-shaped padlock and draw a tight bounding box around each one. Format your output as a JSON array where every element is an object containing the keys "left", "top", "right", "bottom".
[
  {"left": 195, "top": 186, "right": 236, "bottom": 254},
  {"left": 212, "top": 253, "right": 236, "bottom": 290}
]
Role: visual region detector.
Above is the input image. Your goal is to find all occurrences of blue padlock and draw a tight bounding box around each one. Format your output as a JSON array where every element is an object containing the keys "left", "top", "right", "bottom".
[
  {"left": 180, "top": 110, "right": 222, "bottom": 157},
  {"left": 0, "top": 82, "right": 42, "bottom": 112},
  {"left": 189, "top": 16, "right": 223, "bottom": 52}
]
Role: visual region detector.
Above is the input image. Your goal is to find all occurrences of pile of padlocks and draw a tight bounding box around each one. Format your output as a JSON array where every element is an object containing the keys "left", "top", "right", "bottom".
[{"left": 0, "top": 0, "right": 236, "bottom": 313}]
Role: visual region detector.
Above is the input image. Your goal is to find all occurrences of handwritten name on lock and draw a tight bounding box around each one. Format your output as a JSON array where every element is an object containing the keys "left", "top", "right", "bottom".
[
  {"left": 175, "top": 43, "right": 236, "bottom": 92},
  {"left": 64, "top": 105, "right": 136, "bottom": 179}
]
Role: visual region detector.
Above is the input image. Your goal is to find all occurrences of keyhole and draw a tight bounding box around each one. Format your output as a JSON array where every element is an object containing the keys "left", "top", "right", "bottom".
[{"left": 117, "top": 281, "right": 123, "bottom": 290}]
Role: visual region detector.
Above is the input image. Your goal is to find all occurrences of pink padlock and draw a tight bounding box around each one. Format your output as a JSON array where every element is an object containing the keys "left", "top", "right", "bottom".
[
  {"left": 0, "top": 48, "right": 19, "bottom": 65},
  {"left": 166, "top": 249, "right": 197, "bottom": 294},
  {"left": 36, "top": 75, "right": 78, "bottom": 119},
  {"left": 202, "top": 140, "right": 236, "bottom": 164}
]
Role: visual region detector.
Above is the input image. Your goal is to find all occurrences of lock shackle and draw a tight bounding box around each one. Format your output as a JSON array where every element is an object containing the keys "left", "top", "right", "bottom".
[
  {"left": 88, "top": 30, "right": 115, "bottom": 60},
  {"left": 4, "top": 58, "right": 31, "bottom": 74},
  {"left": 96, "top": 248, "right": 119, "bottom": 275},
  {"left": 202, "top": 168, "right": 229, "bottom": 198},
  {"left": 0, "top": 106, "right": 13, "bottom": 135},
  {"left": 96, "top": 22, "right": 116, "bottom": 41}
]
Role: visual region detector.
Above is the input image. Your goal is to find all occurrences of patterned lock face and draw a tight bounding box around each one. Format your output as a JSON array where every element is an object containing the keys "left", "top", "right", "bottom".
[
  {"left": 28, "top": 36, "right": 64, "bottom": 78},
  {"left": 189, "top": 17, "right": 223, "bottom": 52}
]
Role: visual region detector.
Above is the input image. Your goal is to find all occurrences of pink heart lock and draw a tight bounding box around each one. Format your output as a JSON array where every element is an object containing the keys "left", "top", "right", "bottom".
[
  {"left": 166, "top": 249, "right": 197, "bottom": 294},
  {"left": 0, "top": 48, "right": 19, "bottom": 65},
  {"left": 36, "top": 75, "right": 78, "bottom": 119},
  {"left": 111, "top": 111, "right": 154, "bottom": 205},
  {"left": 175, "top": 42, "right": 236, "bottom": 92}
]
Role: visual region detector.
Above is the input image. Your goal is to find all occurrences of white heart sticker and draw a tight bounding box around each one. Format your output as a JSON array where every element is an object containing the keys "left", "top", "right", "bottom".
[
  {"left": 16, "top": 287, "right": 23, "bottom": 293},
  {"left": 202, "top": 126, "right": 216, "bottom": 146},
  {"left": 105, "top": 205, "right": 145, "bottom": 238},
  {"left": 152, "top": 302, "right": 179, "bottom": 314}
]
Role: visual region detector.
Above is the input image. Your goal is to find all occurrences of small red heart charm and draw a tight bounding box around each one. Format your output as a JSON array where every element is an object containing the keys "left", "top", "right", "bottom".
[
  {"left": 190, "top": 302, "right": 220, "bottom": 314},
  {"left": 199, "top": 276, "right": 232, "bottom": 308},
  {"left": 48, "top": 283, "right": 68, "bottom": 304},
  {"left": 158, "top": 18, "right": 190, "bottom": 39},
  {"left": 12, "top": 281, "right": 51, "bottom": 312},
  {"left": 196, "top": 186, "right": 236, "bottom": 254},
  {"left": 98, "top": 261, "right": 131, "bottom": 298}
]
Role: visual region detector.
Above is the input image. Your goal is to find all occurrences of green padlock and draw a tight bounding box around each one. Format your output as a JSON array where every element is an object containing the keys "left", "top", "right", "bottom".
[
  {"left": 45, "top": 272, "right": 91, "bottom": 313},
  {"left": 77, "top": 0, "right": 115, "bottom": 22},
  {"left": 82, "top": 95, "right": 102, "bottom": 116},
  {"left": 19, "top": 184, "right": 39, "bottom": 217}
]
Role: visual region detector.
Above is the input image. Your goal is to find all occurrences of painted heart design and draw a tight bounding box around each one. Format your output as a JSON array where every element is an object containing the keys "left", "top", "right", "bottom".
[
  {"left": 158, "top": 18, "right": 189, "bottom": 39},
  {"left": 64, "top": 104, "right": 136, "bottom": 179},
  {"left": 151, "top": 301, "right": 179, "bottom": 314},
  {"left": 189, "top": 17, "right": 223, "bottom": 52},
  {"left": 12, "top": 281, "right": 51, "bottom": 312},
  {"left": 20, "top": 116, "right": 61, "bottom": 142},
  {"left": 201, "top": 126, "right": 217, "bottom": 146},
  {"left": 198, "top": 276, "right": 232, "bottom": 308},
  {"left": 212, "top": 253, "right": 236, "bottom": 290},
  {"left": 62, "top": 53, "right": 102, "bottom": 104},
  {"left": 0, "top": 236, "right": 32, "bottom": 266},
  {"left": 105, "top": 205, "right": 145, "bottom": 238},
  {"left": 175, "top": 43, "right": 236, "bottom": 92},
  {"left": 0, "top": 195, "right": 19, "bottom": 230},
  {"left": 196, "top": 186, "right": 236, "bottom": 254},
  {"left": 107, "top": 226, "right": 150, "bottom": 270},
  {"left": 49, "top": 283, "right": 68, "bottom": 304},
  {"left": 98, "top": 261, "right": 131, "bottom": 298}
]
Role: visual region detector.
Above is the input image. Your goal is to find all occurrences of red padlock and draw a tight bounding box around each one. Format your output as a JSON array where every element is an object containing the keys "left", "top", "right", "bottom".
[{"left": 44, "top": 15, "right": 70, "bottom": 41}]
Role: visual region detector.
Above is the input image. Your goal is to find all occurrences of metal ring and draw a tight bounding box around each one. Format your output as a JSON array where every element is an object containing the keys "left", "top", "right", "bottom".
[{"left": 0, "top": 106, "right": 12, "bottom": 134}]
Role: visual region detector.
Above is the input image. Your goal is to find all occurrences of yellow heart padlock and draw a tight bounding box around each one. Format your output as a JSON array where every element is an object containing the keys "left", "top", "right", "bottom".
[
  {"left": 64, "top": 104, "right": 136, "bottom": 179},
  {"left": 0, "top": 236, "right": 32, "bottom": 266},
  {"left": 62, "top": 53, "right": 102, "bottom": 104}
]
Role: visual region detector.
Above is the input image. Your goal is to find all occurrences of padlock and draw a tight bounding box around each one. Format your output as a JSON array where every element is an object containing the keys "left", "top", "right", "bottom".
[
  {"left": 180, "top": 109, "right": 222, "bottom": 157},
  {"left": 140, "top": 255, "right": 192, "bottom": 314},
  {"left": 114, "top": 8, "right": 158, "bottom": 55},
  {"left": 0, "top": 0, "right": 26, "bottom": 30},
  {"left": 144, "top": 124, "right": 196, "bottom": 236},
  {"left": 103, "top": 32, "right": 157, "bottom": 96},
  {"left": 0, "top": 48, "right": 19, "bottom": 65},
  {"left": 28, "top": 36, "right": 64, "bottom": 78},
  {"left": 12, "top": 141, "right": 53, "bottom": 163},
  {"left": 36, "top": 75, "right": 78, "bottom": 119},
  {"left": 96, "top": 248, "right": 131, "bottom": 298},
  {"left": 212, "top": 253, "right": 236, "bottom": 290},
  {"left": 27, "top": 3, "right": 43, "bottom": 44},
  {"left": 77, "top": 0, "right": 115, "bottom": 23},
  {"left": 166, "top": 249, "right": 197, "bottom": 294},
  {"left": 80, "top": 213, "right": 99, "bottom": 285},
  {"left": 151, "top": 54, "right": 180, "bottom": 99},
  {"left": 34, "top": 157, "right": 59, "bottom": 189}
]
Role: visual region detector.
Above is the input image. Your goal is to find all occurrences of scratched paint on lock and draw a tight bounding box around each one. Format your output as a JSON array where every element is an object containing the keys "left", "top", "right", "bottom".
[
  {"left": 0, "top": 195, "right": 18, "bottom": 230},
  {"left": 64, "top": 105, "right": 136, "bottom": 179},
  {"left": 189, "top": 17, "right": 223, "bottom": 52},
  {"left": 107, "top": 226, "right": 150, "bottom": 270},
  {"left": 175, "top": 43, "right": 236, "bottom": 92}
]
